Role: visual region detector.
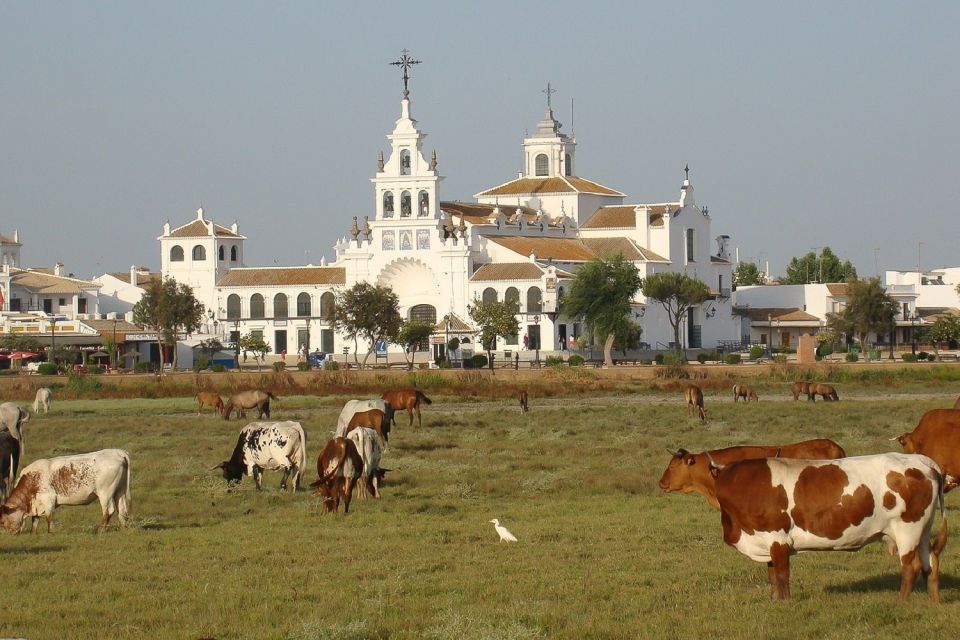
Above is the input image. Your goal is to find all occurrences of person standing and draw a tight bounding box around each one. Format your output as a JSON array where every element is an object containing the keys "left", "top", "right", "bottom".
[
  {"left": 558, "top": 336, "right": 564, "bottom": 351},
  {"left": 568, "top": 335, "right": 576, "bottom": 351}
]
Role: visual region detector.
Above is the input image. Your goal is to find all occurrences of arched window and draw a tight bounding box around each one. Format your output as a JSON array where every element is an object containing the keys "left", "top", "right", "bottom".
[
  {"left": 226, "top": 294, "right": 241, "bottom": 319},
  {"left": 170, "top": 245, "right": 184, "bottom": 262},
  {"left": 320, "top": 292, "right": 335, "bottom": 321},
  {"left": 686, "top": 228, "right": 695, "bottom": 262},
  {"left": 297, "top": 292, "right": 311, "bottom": 317},
  {"left": 400, "top": 149, "right": 411, "bottom": 175},
  {"left": 535, "top": 154, "right": 549, "bottom": 176},
  {"left": 192, "top": 245, "right": 206, "bottom": 261},
  {"left": 250, "top": 294, "right": 265, "bottom": 319},
  {"left": 230, "top": 245, "right": 238, "bottom": 262},
  {"left": 482, "top": 287, "right": 498, "bottom": 304},
  {"left": 409, "top": 304, "right": 437, "bottom": 325},
  {"left": 564, "top": 153, "right": 572, "bottom": 176},
  {"left": 273, "top": 293, "right": 288, "bottom": 319},
  {"left": 383, "top": 192, "right": 394, "bottom": 218},
  {"left": 418, "top": 191, "right": 429, "bottom": 217},
  {"left": 527, "top": 286, "right": 543, "bottom": 313},
  {"left": 218, "top": 245, "right": 225, "bottom": 261},
  {"left": 400, "top": 191, "right": 412, "bottom": 217},
  {"left": 505, "top": 287, "right": 520, "bottom": 313}
]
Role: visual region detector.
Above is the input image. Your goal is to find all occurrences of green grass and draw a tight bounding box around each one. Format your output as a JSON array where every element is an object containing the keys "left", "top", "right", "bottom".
[{"left": 3, "top": 387, "right": 960, "bottom": 639}]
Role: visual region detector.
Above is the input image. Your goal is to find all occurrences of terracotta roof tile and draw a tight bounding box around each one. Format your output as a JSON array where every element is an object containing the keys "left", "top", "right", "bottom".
[
  {"left": 476, "top": 176, "right": 624, "bottom": 197},
  {"left": 434, "top": 312, "right": 475, "bottom": 333},
  {"left": 439, "top": 201, "right": 538, "bottom": 224},
  {"left": 217, "top": 267, "right": 345, "bottom": 287},
  {"left": 581, "top": 206, "right": 637, "bottom": 229},
  {"left": 470, "top": 263, "right": 545, "bottom": 282},
  {"left": 169, "top": 219, "right": 240, "bottom": 238},
  {"left": 486, "top": 236, "right": 595, "bottom": 261},
  {"left": 826, "top": 283, "right": 849, "bottom": 296},
  {"left": 9, "top": 268, "right": 100, "bottom": 294},
  {"left": 741, "top": 307, "right": 819, "bottom": 322},
  {"left": 582, "top": 237, "right": 653, "bottom": 261},
  {"left": 108, "top": 272, "right": 161, "bottom": 286}
]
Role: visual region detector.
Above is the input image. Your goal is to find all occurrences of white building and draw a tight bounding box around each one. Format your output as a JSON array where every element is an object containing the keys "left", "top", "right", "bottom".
[{"left": 94, "top": 266, "right": 160, "bottom": 316}]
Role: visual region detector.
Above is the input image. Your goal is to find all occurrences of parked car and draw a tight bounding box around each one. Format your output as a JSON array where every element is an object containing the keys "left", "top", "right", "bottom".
[{"left": 307, "top": 351, "right": 327, "bottom": 368}]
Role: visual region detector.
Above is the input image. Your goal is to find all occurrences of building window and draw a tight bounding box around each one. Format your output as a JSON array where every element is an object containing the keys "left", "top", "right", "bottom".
[
  {"left": 409, "top": 304, "right": 437, "bottom": 325},
  {"left": 686, "top": 228, "right": 695, "bottom": 262},
  {"left": 400, "top": 150, "right": 411, "bottom": 175},
  {"left": 564, "top": 153, "right": 572, "bottom": 176},
  {"left": 227, "top": 294, "right": 241, "bottom": 319},
  {"left": 230, "top": 245, "right": 238, "bottom": 262},
  {"left": 273, "top": 293, "right": 288, "bottom": 319},
  {"left": 192, "top": 245, "right": 206, "bottom": 261},
  {"left": 250, "top": 294, "right": 265, "bottom": 319},
  {"left": 417, "top": 229, "right": 430, "bottom": 250},
  {"left": 78, "top": 298, "right": 87, "bottom": 314},
  {"left": 400, "top": 191, "right": 412, "bottom": 217},
  {"left": 418, "top": 191, "right": 429, "bottom": 217},
  {"left": 383, "top": 192, "right": 394, "bottom": 218},
  {"left": 527, "top": 287, "right": 543, "bottom": 313},
  {"left": 535, "top": 154, "right": 548, "bottom": 176},
  {"left": 320, "top": 292, "right": 335, "bottom": 321},
  {"left": 218, "top": 246, "right": 225, "bottom": 261},
  {"left": 59, "top": 298, "right": 66, "bottom": 306},
  {"left": 297, "top": 293, "right": 311, "bottom": 317},
  {"left": 482, "top": 287, "right": 498, "bottom": 304},
  {"left": 505, "top": 287, "right": 520, "bottom": 313},
  {"left": 170, "top": 245, "right": 184, "bottom": 262}
]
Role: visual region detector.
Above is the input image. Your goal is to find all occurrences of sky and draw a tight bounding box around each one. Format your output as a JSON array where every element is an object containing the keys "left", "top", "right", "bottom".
[{"left": 2, "top": 2, "right": 958, "bottom": 280}]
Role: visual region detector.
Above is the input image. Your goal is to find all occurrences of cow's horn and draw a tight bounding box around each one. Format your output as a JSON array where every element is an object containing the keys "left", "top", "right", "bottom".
[
  {"left": 705, "top": 452, "right": 725, "bottom": 470},
  {"left": 209, "top": 462, "right": 225, "bottom": 471},
  {"left": 888, "top": 436, "right": 902, "bottom": 441}
]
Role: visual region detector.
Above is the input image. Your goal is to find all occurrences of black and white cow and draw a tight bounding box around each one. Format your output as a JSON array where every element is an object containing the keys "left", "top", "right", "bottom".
[{"left": 213, "top": 421, "right": 307, "bottom": 492}]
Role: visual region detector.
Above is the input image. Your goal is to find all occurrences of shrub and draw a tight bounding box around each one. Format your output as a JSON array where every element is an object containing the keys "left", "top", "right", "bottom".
[
  {"left": 324, "top": 360, "right": 340, "bottom": 371},
  {"left": 749, "top": 345, "right": 765, "bottom": 360},
  {"left": 662, "top": 352, "right": 683, "bottom": 366},
  {"left": 918, "top": 351, "right": 929, "bottom": 361},
  {"left": 193, "top": 357, "right": 211, "bottom": 372},
  {"left": 88, "top": 365, "right": 104, "bottom": 375},
  {"left": 696, "top": 353, "right": 708, "bottom": 364},
  {"left": 438, "top": 358, "right": 452, "bottom": 369},
  {"left": 773, "top": 355, "right": 788, "bottom": 364},
  {"left": 816, "top": 344, "right": 834, "bottom": 358},
  {"left": 37, "top": 362, "right": 58, "bottom": 376},
  {"left": 639, "top": 358, "right": 653, "bottom": 365},
  {"left": 725, "top": 353, "right": 742, "bottom": 365},
  {"left": 568, "top": 354, "right": 585, "bottom": 367},
  {"left": 65, "top": 373, "right": 103, "bottom": 394},
  {"left": 272, "top": 361, "right": 286, "bottom": 373},
  {"left": 134, "top": 361, "right": 153, "bottom": 374},
  {"left": 845, "top": 352, "right": 859, "bottom": 362},
  {"left": 927, "top": 354, "right": 937, "bottom": 362},
  {"left": 471, "top": 354, "right": 488, "bottom": 369},
  {"left": 211, "top": 364, "right": 227, "bottom": 373},
  {"left": 297, "top": 362, "right": 310, "bottom": 372},
  {"left": 900, "top": 353, "right": 917, "bottom": 362},
  {"left": 654, "top": 354, "right": 665, "bottom": 365},
  {"left": 447, "top": 337, "right": 460, "bottom": 352},
  {"left": 545, "top": 355, "right": 565, "bottom": 367}
]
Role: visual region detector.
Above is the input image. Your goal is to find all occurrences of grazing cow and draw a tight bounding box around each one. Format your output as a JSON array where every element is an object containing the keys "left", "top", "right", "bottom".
[
  {"left": 340, "top": 409, "right": 390, "bottom": 447},
  {"left": 222, "top": 389, "right": 277, "bottom": 420},
  {"left": 336, "top": 399, "right": 395, "bottom": 436},
  {"left": 893, "top": 409, "right": 960, "bottom": 491},
  {"left": 791, "top": 381, "right": 811, "bottom": 401},
  {"left": 519, "top": 390, "right": 529, "bottom": 415},
  {"left": 808, "top": 383, "right": 839, "bottom": 401},
  {"left": 195, "top": 391, "right": 224, "bottom": 416},
  {"left": 0, "top": 402, "right": 29, "bottom": 453},
  {"left": 659, "top": 438, "right": 847, "bottom": 509},
  {"left": 382, "top": 388, "right": 432, "bottom": 428},
  {"left": 711, "top": 453, "right": 946, "bottom": 602},
  {"left": 732, "top": 384, "right": 758, "bottom": 402},
  {"left": 33, "top": 388, "right": 52, "bottom": 415},
  {"left": 0, "top": 449, "right": 131, "bottom": 534},
  {"left": 0, "top": 432, "right": 21, "bottom": 501},
  {"left": 311, "top": 437, "right": 363, "bottom": 514},
  {"left": 347, "top": 426, "right": 385, "bottom": 499},
  {"left": 212, "top": 421, "right": 306, "bottom": 492},
  {"left": 684, "top": 385, "right": 706, "bottom": 423}
]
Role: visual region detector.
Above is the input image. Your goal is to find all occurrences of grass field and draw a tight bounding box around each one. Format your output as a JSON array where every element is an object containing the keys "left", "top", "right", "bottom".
[{"left": 3, "top": 384, "right": 960, "bottom": 639}]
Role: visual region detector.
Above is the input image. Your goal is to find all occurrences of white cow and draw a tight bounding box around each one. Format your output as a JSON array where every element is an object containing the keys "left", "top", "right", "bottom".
[
  {"left": 33, "top": 388, "right": 52, "bottom": 415},
  {"left": 335, "top": 399, "right": 393, "bottom": 439},
  {"left": 0, "top": 402, "right": 29, "bottom": 452},
  {"left": 347, "top": 426, "right": 385, "bottom": 499},
  {"left": 213, "top": 421, "right": 307, "bottom": 492},
  {"left": 0, "top": 448, "right": 131, "bottom": 534}
]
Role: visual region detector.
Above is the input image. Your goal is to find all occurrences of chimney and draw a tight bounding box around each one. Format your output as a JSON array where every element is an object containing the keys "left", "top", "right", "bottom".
[
  {"left": 130, "top": 265, "right": 138, "bottom": 287},
  {"left": 54, "top": 262, "right": 63, "bottom": 277}
]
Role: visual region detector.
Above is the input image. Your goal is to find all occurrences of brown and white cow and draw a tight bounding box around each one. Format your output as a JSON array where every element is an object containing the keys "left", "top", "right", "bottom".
[
  {"left": 711, "top": 452, "right": 947, "bottom": 601},
  {"left": 347, "top": 426, "right": 386, "bottom": 499},
  {"left": 519, "top": 390, "right": 529, "bottom": 415},
  {"left": 732, "top": 384, "right": 758, "bottom": 402},
  {"left": 684, "top": 385, "right": 706, "bottom": 423},
  {"left": 0, "top": 449, "right": 131, "bottom": 534},
  {"left": 659, "top": 439, "right": 846, "bottom": 509},
  {"left": 311, "top": 437, "right": 363, "bottom": 514},
  {"left": 893, "top": 409, "right": 960, "bottom": 491},
  {"left": 337, "top": 409, "right": 391, "bottom": 446},
  {"left": 335, "top": 399, "right": 395, "bottom": 438}
]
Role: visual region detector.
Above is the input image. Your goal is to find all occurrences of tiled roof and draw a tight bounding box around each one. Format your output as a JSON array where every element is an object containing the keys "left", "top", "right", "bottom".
[
  {"left": 217, "top": 267, "right": 345, "bottom": 287},
  {"left": 476, "top": 176, "right": 624, "bottom": 198},
  {"left": 741, "top": 307, "right": 819, "bottom": 322},
  {"left": 826, "top": 283, "right": 849, "bottom": 296},
  {"left": 169, "top": 220, "right": 240, "bottom": 238},
  {"left": 917, "top": 307, "right": 960, "bottom": 319},
  {"left": 439, "top": 201, "right": 538, "bottom": 224},
  {"left": 582, "top": 237, "right": 667, "bottom": 262},
  {"left": 486, "top": 236, "right": 596, "bottom": 261},
  {"left": 9, "top": 268, "right": 100, "bottom": 294},
  {"left": 581, "top": 206, "right": 637, "bottom": 229},
  {"left": 434, "top": 313, "right": 475, "bottom": 333},
  {"left": 470, "top": 263, "right": 544, "bottom": 282},
  {"left": 109, "top": 272, "right": 161, "bottom": 285}
]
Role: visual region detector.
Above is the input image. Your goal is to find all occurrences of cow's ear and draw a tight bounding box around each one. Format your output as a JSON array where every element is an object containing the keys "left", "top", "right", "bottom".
[
  {"left": 685, "top": 456, "right": 696, "bottom": 466},
  {"left": 709, "top": 466, "right": 720, "bottom": 478}
]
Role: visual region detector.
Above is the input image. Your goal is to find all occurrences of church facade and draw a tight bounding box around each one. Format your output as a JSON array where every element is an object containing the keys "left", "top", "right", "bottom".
[{"left": 158, "top": 71, "right": 740, "bottom": 360}]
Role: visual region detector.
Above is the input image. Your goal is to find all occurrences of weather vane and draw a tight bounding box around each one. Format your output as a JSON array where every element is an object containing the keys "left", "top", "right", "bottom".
[
  {"left": 543, "top": 82, "right": 556, "bottom": 109},
  {"left": 390, "top": 49, "right": 421, "bottom": 99}
]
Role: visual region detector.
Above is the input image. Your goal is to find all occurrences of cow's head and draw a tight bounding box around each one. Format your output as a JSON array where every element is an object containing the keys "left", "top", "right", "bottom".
[
  {"left": 659, "top": 449, "right": 701, "bottom": 492},
  {"left": 892, "top": 433, "right": 915, "bottom": 452},
  {"left": 210, "top": 461, "right": 244, "bottom": 483},
  {"left": 0, "top": 505, "right": 25, "bottom": 534},
  {"left": 312, "top": 478, "right": 339, "bottom": 512}
]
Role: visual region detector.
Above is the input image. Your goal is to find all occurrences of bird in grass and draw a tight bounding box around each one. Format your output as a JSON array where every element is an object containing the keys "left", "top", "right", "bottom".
[{"left": 489, "top": 518, "right": 518, "bottom": 543}]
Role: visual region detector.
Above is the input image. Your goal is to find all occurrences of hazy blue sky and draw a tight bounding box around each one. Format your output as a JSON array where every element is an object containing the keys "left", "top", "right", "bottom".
[{"left": 2, "top": 2, "right": 957, "bottom": 279}]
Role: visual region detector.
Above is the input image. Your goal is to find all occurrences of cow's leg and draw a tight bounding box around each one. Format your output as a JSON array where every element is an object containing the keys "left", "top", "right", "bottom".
[
  {"left": 898, "top": 547, "right": 921, "bottom": 601},
  {"left": 30, "top": 516, "right": 39, "bottom": 534},
  {"left": 343, "top": 477, "right": 355, "bottom": 513},
  {"left": 416, "top": 403, "right": 422, "bottom": 428},
  {"left": 252, "top": 466, "right": 263, "bottom": 491},
  {"left": 769, "top": 542, "right": 791, "bottom": 600},
  {"left": 264, "top": 402, "right": 270, "bottom": 419},
  {"left": 45, "top": 514, "right": 55, "bottom": 534},
  {"left": 279, "top": 466, "right": 290, "bottom": 492}
]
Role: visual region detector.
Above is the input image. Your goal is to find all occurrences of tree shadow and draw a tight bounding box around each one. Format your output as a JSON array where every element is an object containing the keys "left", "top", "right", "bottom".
[
  {"left": 0, "top": 545, "right": 67, "bottom": 555},
  {"left": 824, "top": 572, "right": 960, "bottom": 594}
]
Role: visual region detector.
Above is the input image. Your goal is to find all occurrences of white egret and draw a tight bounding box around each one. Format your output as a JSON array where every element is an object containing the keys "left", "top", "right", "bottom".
[{"left": 489, "top": 518, "right": 518, "bottom": 543}]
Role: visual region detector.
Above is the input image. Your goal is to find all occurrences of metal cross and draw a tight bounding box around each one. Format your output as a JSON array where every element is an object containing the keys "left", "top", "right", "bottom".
[
  {"left": 543, "top": 82, "right": 556, "bottom": 109},
  {"left": 684, "top": 164, "right": 690, "bottom": 180},
  {"left": 390, "top": 49, "right": 421, "bottom": 99}
]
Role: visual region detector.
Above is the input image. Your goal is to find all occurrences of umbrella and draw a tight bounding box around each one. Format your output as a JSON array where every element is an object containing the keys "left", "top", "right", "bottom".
[
  {"left": 9, "top": 351, "right": 38, "bottom": 360},
  {"left": 119, "top": 351, "right": 141, "bottom": 360},
  {"left": 88, "top": 351, "right": 110, "bottom": 358}
]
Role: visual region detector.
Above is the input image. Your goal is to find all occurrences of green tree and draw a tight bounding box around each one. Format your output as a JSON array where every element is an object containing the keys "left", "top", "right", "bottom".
[
  {"left": 132, "top": 277, "right": 204, "bottom": 373},
  {"left": 641, "top": 272, "right": 709, "bottom": 358},
  {"left": 562, "top": 255, "right": 643, "bottom": 367},
  {"left": 468, "top": 299, "right": 520, "bottom": 369},
  {"left": 826, "top": 277, "right": 898, "bottom": 360},
  {"left": 332, "top": 282, "right": 402, "bottom": 368},
  {"left": 733, "top": 262, "right": 765, "bottom": 287},
  {"left": 924, "top": 315, "right": 960, "bottom": 356},
  {"left": 198, "top": 337, "right": 224, "bottom": 360},
  {"left": 0, "top": 334, "right": 42, "bottom": 353},
  {"left": 781, "top": 247, "right": 857, "bottom": 285},
  {"left": 395, "top": 320, "right": 435, "bottom": 370},
  {"left": 239, "top": 333, "right": 271, "bottom": 371}
]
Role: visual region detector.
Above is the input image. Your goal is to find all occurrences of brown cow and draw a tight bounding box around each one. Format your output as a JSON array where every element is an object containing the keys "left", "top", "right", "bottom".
[
  {"left": 659, "top": 438, "right": 847, "bottom": 509},
  {"left": 732, "top": 384, "right": 758, "bottom": 402},
  {"left": 808, "top": 383, "right": 839, "bottom": 401},
  {"left": 791, "top": 381, "right": 811, "bottom": 401},
  {"left": 684, "top": 385, "right": 706, "bottom": 423},
  {"left": 519, "top": 390, "right": 529, "bottom": 415},
  {"left": 894, "top": 408, "right": 960, "bottom": 491},
  {"left": 222, "top": 390, "right": 277, "bottom": 420},
  {"left": 195, "top": 392, "right": 224, "bottom": 416},
  {"left": 953, "top": 396, "right": 960, "bottom": 410},
  {"left": 310, "top": 437, "right": 363, "bottom": 514},
  {"left": 345, "top": 409, "right": 391, "bottom": 445},
  {"left": 382, "top": 389, "right": 432, "bottom": 428}
]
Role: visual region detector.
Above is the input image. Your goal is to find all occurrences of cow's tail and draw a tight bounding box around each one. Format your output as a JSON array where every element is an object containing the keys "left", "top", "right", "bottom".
[
  {"left": 118, "top": 451, "right": 132, "bottom": 526},
  {"left": 32, "top": 396, "right": 39, "bottom": 414},
  {"left": 416, "top": 391, "right": 433, "bottom": 405},
  {"left": 311, "top": 448, "right": 346, "bottom": 489}
]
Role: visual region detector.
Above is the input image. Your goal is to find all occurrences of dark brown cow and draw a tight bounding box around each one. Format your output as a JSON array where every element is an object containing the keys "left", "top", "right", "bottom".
[
  {"left": 195, "top": 392, "right": 224, "bottom": 416},
  {"left": 894, "top": 409, "right": 960, "bottom": 491},
  {"left": 382, "top": 389, "right": 432, "bottom": 428},
  {"left": 345, "top": 409, "right": 391, "bottom": 445},
  {"left": 732, "top": 384, "right": 758, "bottom": 402},
  {"left": 711, "top": 453, "right": 946, "bottom": 602},
  {"left": 791, "top": 381, "right": 811, "bottom": 401},
  {"left": 659, "top": 439, "right": 847, "bottom": 509},
  {"left": 310, "top": 437, "right": 363, "bottom": 514},
  {"left": 684, "top": 384, "right": 706, "bottom": 423},
  {"left": 808, "top": 383, "right": 839, "bottom": 401},
  {"left": 519, "top": 390, "right": 529, "bottom": 415},
  {"left": 222, "top": 390, "right": 277, "bottom": 420}
]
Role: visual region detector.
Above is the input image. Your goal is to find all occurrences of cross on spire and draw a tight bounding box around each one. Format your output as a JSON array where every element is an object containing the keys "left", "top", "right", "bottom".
[
  {"left": 390, "top": 49, "right": 421, "bottom": 99},
  {"left": 543, "top": 82, "right": 556, "bottom": 110},
  {"left": 684, "top": 164, "right": 690, "bottom": 180}
]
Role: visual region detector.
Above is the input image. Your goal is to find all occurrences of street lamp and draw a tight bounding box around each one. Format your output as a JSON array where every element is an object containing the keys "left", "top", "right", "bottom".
[
  {"left": 232, "top": 319, "right": 241, "bottom": 369},
  {"left": 767, "top": 314, "right": 772, "bottom": 358},
  {"left": 911, "top": 314, "right": 919, "bottom": 356},
  {"left": 112, "top": 318, "right": 118, "bottom": 370},
  {"left": 533, "top": 314, "right": 540, "bottom": 367},
  {"left": 50, "top": 316, "right": 58, "bottom": 372}
]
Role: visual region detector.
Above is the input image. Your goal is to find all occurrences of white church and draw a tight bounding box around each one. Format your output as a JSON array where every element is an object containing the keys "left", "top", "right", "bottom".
[{"left": 155, "top": 58, "right": 741, "bottom": 362}]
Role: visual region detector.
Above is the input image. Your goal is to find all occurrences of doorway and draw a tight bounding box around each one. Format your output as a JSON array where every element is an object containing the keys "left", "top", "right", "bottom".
[{"left": 275, "top": 330, "right": 287, "bottom": 355}]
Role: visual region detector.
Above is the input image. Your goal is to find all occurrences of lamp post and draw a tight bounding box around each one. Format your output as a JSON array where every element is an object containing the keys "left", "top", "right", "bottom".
[
  {"left": 233, "top": 319, "right": 241, "bottom": 369},
  {"left": 112, "top": 318, "right": 118, "bottom": 370},
  {"left": 533, "top": 314, "right": 540, "bottom": 367},
  {"left": 911, "top": 314, "right": 919, "bottom": 356},
  {"left": 50, "top": 316, "right": 58, "bottom": 372},
  {"left": 767, "top": 314, "right": 772, "bottom": 359}
]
